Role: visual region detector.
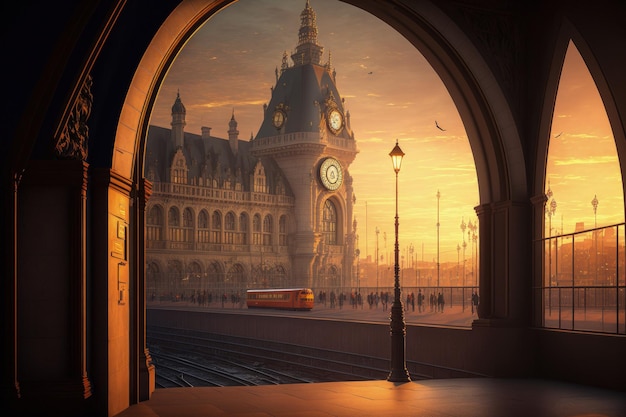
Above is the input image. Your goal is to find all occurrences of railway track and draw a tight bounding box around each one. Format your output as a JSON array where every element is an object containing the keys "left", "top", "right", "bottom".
[
  {"left": 152, "top": 350, "right": 301, "bottom": 388},
  {"left": 147, "top": 325, "right": 389, "bottom": 387}
]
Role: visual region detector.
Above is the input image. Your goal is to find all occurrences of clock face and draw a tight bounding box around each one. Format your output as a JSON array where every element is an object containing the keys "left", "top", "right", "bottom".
[
  {"left": 327, "top": 109, "right": 343, "bottom": 134},
  {"left": 319, "top": 157, "right": 343, "bottom": 191},
  {"left": 272, "top": 110, "right": 285, "bottom": 129}
]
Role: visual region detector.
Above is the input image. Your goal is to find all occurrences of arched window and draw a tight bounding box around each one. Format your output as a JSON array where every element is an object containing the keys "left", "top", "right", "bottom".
[
  {"left": 146, "top": 206, "right": 164, "bottom": 247},
  {"left": 171, "top": 150, "right": 188, "bottom": 184},
  {"left": 238, "top": 212, "right": 248, "bottom": 245},
  {"left": 541, "top": 40, "right": 625, "bottom": 333},
  {"left": 263, "top": 215, "right": 273, "bottom": 246},
  {"left": 182, "top": 207, "right": 194, "bottom": 244},
  {"left": 323, "top": 200, "right": 337, "bottom": 245},
  {"left": 211, "top": 211, "right": 222, "bottom": 243},
  {"left": 197, "top": 210, "right": 209, "bottom": 244},
  {"left": 168, "top": 207, "right": 183, "bottom": 242},
  {"left": 253, "top": 161, "right": 267, "bottom": 193},
  {"left": 168, "top": 207, "right": 179, "bottom": 226},
  {"left": 253, "top": 214, "right": 262, "bottom": 245},
  {"left": 279, "top": 215, "right": 288, "bottom": 246},
  {"left": 224, "top": 212, "right": 235, "bottom": 244}
]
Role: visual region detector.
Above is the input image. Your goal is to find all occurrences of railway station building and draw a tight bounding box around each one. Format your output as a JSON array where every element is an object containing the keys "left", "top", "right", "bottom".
[
  {"left": 3, "top": 1, "right": 625, "bottom": 416},
  {"left": 143, "top": 2, "right": 357, "bottom": 297}
]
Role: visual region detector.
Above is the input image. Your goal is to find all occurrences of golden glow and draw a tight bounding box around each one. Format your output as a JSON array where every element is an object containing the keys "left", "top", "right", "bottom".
[
  {"left": 546, "top": 41, "right": 624, "bottom": 234},
  {"left": 151, "top": 0, "right": 478, "bottom": 265},
  {"left": 150, "top": 1, "right": 623, "bottom": 266},
  {"left": 389, "top": 140, "right": 404, "bottom": 173}
]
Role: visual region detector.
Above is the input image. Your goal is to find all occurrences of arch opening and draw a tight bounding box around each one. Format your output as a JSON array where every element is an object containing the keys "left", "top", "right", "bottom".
[{"left": 540, "top": 39, "right": 625, "bottom": 334}]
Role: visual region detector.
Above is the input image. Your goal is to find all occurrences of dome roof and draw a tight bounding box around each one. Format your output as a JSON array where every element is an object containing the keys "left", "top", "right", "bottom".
[{"left": 171, "top": 91, "right": 186, "bottom": 114}]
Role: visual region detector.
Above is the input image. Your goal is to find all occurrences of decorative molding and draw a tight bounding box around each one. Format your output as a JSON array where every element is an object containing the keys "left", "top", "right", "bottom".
[
  {"left": 448, "top": 3, "right": 520, "bottom": 102},
  {"left": 56, "top": 74, "right": 93, "bottom": 160}
]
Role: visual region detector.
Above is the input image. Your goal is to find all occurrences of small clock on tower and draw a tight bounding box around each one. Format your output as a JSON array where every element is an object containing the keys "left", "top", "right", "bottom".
[{"left": 327, "top": 108, "right": 343, "bottom": 135}]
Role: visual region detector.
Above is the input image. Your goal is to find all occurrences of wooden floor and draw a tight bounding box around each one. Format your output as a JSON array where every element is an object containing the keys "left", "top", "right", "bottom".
[{"left": 115, "top": 378, "right": 626, "bottom": 417}]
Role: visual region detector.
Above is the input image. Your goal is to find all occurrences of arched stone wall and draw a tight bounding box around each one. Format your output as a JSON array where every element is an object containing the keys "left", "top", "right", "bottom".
[
  {"left": 8, "top": 1, "right": 626, "bottom": 415},
  {"left": 116, "top": 1, "right": 529, "bottom": 330}
]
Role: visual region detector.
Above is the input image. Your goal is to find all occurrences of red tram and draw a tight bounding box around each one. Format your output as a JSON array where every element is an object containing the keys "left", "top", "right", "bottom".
[{"left": 246, "top": 288, "right": 314, "bottom": 311}]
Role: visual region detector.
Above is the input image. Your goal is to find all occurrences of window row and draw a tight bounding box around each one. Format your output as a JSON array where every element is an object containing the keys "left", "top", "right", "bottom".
[{"left": 146, "top": 206, "right": 289, "bottom": 245}]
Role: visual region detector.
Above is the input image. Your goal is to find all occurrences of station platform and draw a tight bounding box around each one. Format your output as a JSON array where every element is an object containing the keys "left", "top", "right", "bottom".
[{"left": 115, "top": 377, "right": 626, "bottom": 417}]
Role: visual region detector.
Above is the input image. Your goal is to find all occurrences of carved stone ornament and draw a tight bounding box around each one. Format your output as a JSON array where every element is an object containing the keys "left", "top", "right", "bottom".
[{"left": 56, "top": 74, "right": 93, "bottom": 160}]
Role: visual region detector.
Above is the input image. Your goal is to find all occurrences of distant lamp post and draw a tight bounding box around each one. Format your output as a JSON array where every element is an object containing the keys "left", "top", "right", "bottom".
[
  {"left": 591, "top": 195, "right": 598, "bottom": 284},
  {"left": 355, "top": 247, "right": 360, "bottom": 293},
  {"left": 546, "top": 181, "right": 557, "bottom": 287},
  {"left": 468, "top": 220, "right": 477, "bottom": 287},
  {"left": 436, "top": 190, "right": 441, "bottom": 288},
  {"left": 457, "top": 244, "right": 460, "bottom": 285},
  {"left": 591, "top": 194, "right": 598, "bottom": 228},
  {"left": 376, "top": 227, "right": 380, "bottom": 293},
  {"left": 387, "top": 140, "right": 411, "bottom": 383},
  {"left": 460, "top": 218, "right": 467, "bottom": 287}
]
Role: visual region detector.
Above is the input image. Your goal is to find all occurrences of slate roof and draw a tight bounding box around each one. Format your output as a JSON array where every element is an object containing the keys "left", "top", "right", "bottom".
[
  {"left": 144, "top": 125, "right": 291, "bottom": 196},
  {"left": 255, "top": 62, "right": 353, "bottom": 141}
]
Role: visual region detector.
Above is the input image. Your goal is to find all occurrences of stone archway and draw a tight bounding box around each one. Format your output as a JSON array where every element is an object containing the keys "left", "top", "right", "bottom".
[{"left": 114, "top": 0, "right": 526, "bottom": 406}]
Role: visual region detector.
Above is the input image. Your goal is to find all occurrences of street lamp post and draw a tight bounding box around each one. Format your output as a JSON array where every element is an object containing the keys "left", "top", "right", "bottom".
[
  {"left": 436, "top": 190, "right": 441, "bottom": 288},
  {"left": 388, "top": 140, "right": 411, "bottom": 383},
  {"left": 591, "top": 195, "right": 598, "bottom": 286},
  {"left": 457, "top": 244, "right": 460, "bottom": 285},
  {"left": 473, "top": 231, "right": 478, "bottom": 287},
  {"left": 467, "top": 220, "right": 473, "bottom": 288},
  {"left": 460, "top": 218, "right": 467, "bottom": 288},
  {"left": 546, "top": 182, "right": 557, "bottom": 290},
  {"left": 376, "top": 227, "right": 380, "bottom": 294},
  {"left": 468, "top": 220, "right": 477, "bottom": 288}
]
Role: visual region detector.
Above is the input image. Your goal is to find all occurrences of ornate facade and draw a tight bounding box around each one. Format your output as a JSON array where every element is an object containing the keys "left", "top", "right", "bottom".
[
  {"left": 5, "top": 1, "right": 625, "bottom": 415},
  {"left": 144, "top": 1, "right": 358, "bottom": 299}
]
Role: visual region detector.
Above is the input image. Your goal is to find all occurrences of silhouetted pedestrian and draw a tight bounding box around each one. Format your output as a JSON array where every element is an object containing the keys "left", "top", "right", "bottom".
[
  {"left": 438, "top": 292, "right": 445, "bottom": 312},
  {"left": 472, "top": 291, "right": 479, "bottom": 314},
  {"left": 417, "top": 289, "right": 423, "bottom": 312}
]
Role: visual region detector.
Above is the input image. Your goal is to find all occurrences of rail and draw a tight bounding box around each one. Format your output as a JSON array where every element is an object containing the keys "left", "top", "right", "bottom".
[{"left": 534, "top": 222, "right": 625, "bottom": 334}]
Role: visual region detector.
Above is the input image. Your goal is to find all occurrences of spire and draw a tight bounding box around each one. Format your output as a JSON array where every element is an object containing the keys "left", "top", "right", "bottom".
[
  {"left": 171, "top": 90, "right": 186, "bottom": 148},
  {"left": 281, "top": 51, "right": 289, "bottom": 75},
  {"left": 228, "top": 109, "right": 239, "bottom": 154},
  {"left": 171, "top": 89, "right": 186, "bottom": 115},
  {"left": 291, "top": 0, "right": 323, "bottom": 66}
]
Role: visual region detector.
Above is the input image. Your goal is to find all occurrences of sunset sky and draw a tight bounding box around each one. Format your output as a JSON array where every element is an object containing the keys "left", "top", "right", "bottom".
[
  {"left": 547, "top": 41, "right": 623, "bottom": 235},
  {"left": 149, "top": 0, "right": 623, "bottom": 264}
]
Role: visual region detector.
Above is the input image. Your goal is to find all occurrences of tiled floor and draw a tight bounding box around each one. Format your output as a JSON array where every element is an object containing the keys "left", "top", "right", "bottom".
[{"left": 114, "top": 378, "right": 626, "bottom": 417}]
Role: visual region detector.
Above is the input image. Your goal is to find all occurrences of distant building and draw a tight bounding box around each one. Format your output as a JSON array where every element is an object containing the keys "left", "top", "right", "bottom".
[{"left": 144, "top": 1, "right": 358, "bottom": 298}]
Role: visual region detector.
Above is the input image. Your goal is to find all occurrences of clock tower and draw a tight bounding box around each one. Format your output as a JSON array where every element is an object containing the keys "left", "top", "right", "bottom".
[{"left": 251, "top": 0, "right": 358, "bottom": 290}]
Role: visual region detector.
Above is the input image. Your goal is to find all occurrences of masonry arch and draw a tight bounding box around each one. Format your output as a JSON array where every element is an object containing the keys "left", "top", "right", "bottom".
[
  {"left": 534, "top": 18, "right": 626, "bottom": 209},
  {"left": 7, "top": 2, "right": 626, "bottom": 416},
  {"left": 116, "top": 0, "right": 522, "bottom": 209},
  {"left": 113, "top": 1, "right": 524, "bottom": 328}
]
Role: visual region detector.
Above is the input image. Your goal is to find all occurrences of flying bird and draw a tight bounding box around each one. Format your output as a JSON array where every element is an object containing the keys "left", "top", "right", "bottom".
[
  {"left": 435, "top": 120, "right": 446, "bottom": 131},
  {"left": 554, "top": 132, "right": 563, "bottom": 138}
]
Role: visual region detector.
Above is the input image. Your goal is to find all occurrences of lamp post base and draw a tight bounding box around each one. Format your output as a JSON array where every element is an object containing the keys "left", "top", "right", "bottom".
[{"left": 388, "top": 300, "right": 411, "bottom": 383}]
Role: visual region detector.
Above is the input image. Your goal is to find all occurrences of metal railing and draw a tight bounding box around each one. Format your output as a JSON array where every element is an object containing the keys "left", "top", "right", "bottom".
[{"left": 535, "top": 222, "right": 625, "bottom": 334}]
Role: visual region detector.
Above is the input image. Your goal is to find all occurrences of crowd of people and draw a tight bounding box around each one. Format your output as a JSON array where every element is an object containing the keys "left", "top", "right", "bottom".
[
  {"left": 315, "top": 289, "right": 479, "bottom": 314},
  {"left": 150, "top": 288, "right": 480, "bottom": 315}
]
